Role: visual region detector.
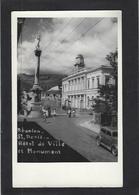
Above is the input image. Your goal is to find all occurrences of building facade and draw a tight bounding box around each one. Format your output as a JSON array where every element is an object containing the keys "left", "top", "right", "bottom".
[{"left": 62, "top": 55, "right": 114, "bottom": 110}]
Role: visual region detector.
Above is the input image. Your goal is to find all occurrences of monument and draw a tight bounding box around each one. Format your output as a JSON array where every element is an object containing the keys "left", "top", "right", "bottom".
[{"left": 29, "top": 35, "right": 42, "bottom": 118}]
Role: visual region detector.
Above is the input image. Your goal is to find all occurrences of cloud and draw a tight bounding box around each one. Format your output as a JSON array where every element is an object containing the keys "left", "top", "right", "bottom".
[{"left": 18, "top": 17, "right": 117, "bottom": 75}]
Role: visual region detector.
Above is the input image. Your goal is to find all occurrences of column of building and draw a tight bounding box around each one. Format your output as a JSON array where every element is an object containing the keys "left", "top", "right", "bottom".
[{"left": 66, "top": 75, "right": 87, "bottom": 109}]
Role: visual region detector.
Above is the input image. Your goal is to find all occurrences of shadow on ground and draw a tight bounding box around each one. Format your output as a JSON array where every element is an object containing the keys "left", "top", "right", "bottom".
[{"left": 18, "top": 121, "right": 89, "bottom": 162}]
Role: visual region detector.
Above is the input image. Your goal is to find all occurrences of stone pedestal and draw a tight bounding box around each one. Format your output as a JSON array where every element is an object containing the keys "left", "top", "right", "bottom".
[
  {"left": 29, "top": 85, "right": 42, "bottom": 118},
  {"left": 28, "top": 102, "right": 42, "bottom": 118}
]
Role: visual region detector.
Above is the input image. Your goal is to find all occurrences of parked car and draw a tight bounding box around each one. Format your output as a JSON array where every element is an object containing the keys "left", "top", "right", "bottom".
[{"left": 96, "top": 126, "right": 118, "bottom": 156}]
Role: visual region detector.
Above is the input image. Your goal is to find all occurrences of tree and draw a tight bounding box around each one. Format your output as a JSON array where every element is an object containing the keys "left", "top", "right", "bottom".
[
  {"left": 100, "top": 50, "right": 117, "bottom": 113},
  {"left": 106, "top": 50, "right": 118, "bottom": 84},
  {"left": 92, "top": 50, "right": 118, "bottom": 126}
]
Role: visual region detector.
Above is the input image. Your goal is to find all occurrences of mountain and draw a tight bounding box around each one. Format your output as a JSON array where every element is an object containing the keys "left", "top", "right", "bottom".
[{"left": 18, "top": 73, "right": 67, "bottom": 92}]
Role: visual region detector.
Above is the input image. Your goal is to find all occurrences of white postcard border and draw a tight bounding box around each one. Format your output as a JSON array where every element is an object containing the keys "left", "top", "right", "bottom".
[{"left": 12, "top": 11, "right": 123, "bottom": 187}]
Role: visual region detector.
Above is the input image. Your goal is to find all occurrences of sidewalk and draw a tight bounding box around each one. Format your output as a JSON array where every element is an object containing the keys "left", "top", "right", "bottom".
[
  {"left": 79, "top": 120, "right": 100, "bottom": 134},
  {"left": 72, "top": 113, "right": 101, "bottom": 134}
]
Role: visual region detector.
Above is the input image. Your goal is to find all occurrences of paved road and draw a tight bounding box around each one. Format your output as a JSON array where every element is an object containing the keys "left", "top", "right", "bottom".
[{"left": 35, "top": 114, "right": 117, "bottom": 162}]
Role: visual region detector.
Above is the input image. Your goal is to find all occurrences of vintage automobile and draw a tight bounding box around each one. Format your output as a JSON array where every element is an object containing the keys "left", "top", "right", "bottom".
[{"left": 96, "top": 126, "right": 118, "bottom": 156}]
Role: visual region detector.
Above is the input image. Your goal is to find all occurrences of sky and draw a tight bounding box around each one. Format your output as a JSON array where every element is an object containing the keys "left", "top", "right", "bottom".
[{"left": 18, "top": 17, "right": 117, "bottom": 75}]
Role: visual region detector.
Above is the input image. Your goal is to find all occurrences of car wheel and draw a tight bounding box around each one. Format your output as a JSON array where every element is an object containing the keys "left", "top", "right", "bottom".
[
  {"left": 111, "top": 146, "right": 118, "bottom": 156},
  {"left": 96, "top": 137, "right": 101, "bottom": 146}
]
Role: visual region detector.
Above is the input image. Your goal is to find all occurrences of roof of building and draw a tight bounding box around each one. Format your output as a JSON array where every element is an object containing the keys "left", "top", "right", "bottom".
[
  {"left": 62, "top": 65, "right": 112, "bottom": 82},
  {"left": 87, "top": 65, "right": 112, "bottom": 74},
  {"left": 48, "top": 86, "right": 60, "bottom": 91}
]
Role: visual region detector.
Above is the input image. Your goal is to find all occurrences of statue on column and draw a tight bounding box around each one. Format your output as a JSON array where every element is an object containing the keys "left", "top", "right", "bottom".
[{"left": 36, "top": 34, "right": 40, "bottom": 49}]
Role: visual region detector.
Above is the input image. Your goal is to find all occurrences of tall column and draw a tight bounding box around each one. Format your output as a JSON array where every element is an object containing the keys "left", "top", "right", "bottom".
[
  {"left": 71, "top": 96, "right": 73, "bottom": 107},
  {"left": 73, "top": 96, "right": 75, "bottom": 108},
  {"left": 29, "top": 35, "right": 43, "bottom": 118},
  {"left": 84, "top": 94, "right": 86, "bottom": 109},
  {"left": 78, "top": 95, "right": 80, "bottom": 108},
  {"left": 82, "top": 95, "right": 84, "bottom": 109},
  {"left": 31, "top": 35, "right": 42, "bottom": 102},
  {"left": 75, "top": 96, "right": 77, "bottom": 108},
  {"left": 34, "top": 49, "right": 41, "bottom": 85},
  {"left": 79, "top": 95, "right": 81, "bottom": 109}
]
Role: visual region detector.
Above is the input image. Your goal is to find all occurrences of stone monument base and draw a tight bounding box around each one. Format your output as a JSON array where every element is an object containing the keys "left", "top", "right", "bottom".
[{"left": 28, "top": 102, "right": 42, "bottom": 118}]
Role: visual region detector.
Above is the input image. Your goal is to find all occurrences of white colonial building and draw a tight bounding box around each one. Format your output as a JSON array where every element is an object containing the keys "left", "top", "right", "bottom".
[{"left": 62, "top": 55, "right": 114, "bottom": 110}]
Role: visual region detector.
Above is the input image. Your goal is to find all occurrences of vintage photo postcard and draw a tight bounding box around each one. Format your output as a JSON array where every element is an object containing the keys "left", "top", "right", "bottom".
[{"left": 12, "top": 11, "right": 122, "bottom": 187}]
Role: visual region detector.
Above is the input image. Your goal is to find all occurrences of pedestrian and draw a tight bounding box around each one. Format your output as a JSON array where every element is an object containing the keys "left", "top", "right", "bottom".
[
  {"left": 26, "top": 99, "right": 32, "bottom": 116},
  {"left": 72, "top": 109, "right": 76, "bottom": 117},
  {"left": 67, "top": 108, "right": 71, "bottom": 118},
  {"left": 53, "top": 108, "right": 56, "bottom": 117},
  {"left": 48, "top": 106, "right": 51, "bottom": 117},
  {"left": 41, "top": 106, "right": 47, "bottom": 121}
]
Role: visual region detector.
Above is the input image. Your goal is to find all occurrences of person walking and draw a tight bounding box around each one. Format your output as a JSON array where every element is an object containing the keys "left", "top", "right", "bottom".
[
  {"left": 67, "top": 108, "right": 71, "bottom": 118},
  {"left": 72, "top": 109, "right": 76, "bottom": 117},
  {"left": 26, "top": 99, "right": 32, "bottom": 116},
  {"left": 53, "top": 108, "right": 56, "bottom": 117},
  {"left": 47, "top": 106, "right": 51, "bottom": 117},
  {"left": 41, "top": 106, "right": 48, "bottom": 121}
]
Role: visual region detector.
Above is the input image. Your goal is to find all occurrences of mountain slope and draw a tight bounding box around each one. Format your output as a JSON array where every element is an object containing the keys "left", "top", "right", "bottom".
[{"left": 18, "top": 73, "right": 67, "bottom": 91}]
